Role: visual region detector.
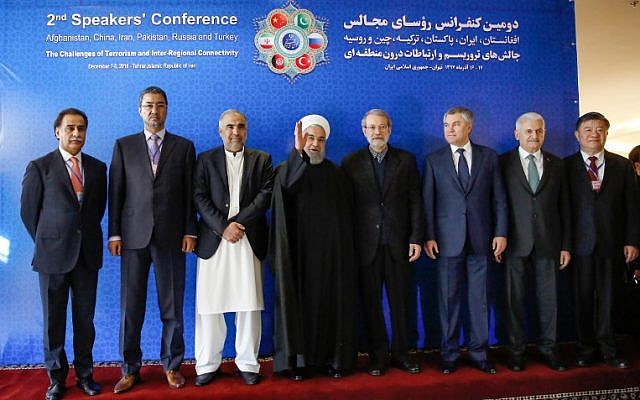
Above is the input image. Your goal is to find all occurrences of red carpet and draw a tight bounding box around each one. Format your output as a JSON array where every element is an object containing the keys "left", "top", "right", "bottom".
[{"left": 1, "top": 344, "right": 639, "bottom": 400}]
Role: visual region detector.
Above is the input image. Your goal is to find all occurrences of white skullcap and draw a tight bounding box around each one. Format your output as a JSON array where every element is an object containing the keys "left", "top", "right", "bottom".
[{"left": 300, "top": 114, "right": 330, "bottom": 139}]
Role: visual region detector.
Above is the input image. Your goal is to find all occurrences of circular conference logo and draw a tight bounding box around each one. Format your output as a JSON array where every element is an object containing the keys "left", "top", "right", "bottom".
[{"left": 254, "top": 2, "right": 328, "bottom": 82}]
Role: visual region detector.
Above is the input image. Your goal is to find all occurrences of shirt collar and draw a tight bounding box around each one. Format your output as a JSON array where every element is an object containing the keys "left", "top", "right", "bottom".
[
  {"left": 144, "top": 128, "right": 166, "bottom": 141},
  {"left": 580, "top": 149, "right": 604, "bottom": 164},
  {"left": 450, "top": 140, "right": 471, "bottom": 155},
  {"left": 518, "top": 146, "right": 542, "bottom": 161},
  {"left": 58, "top": 146, "right": 82, "bottom": 164},
  {"left": 225, "top": 147, "right": 245, "bottom": 159},
  {"left": 369, "top": 145, "right": 388, "bottom": 162}
]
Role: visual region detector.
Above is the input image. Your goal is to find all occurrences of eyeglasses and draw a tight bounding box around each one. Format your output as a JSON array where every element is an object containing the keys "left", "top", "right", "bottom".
[
  {"left": 364, "top": 124, "right": 389, "bottom": 132},
  {"left": 140, "top": 103, "right": 166, "bottom": 111}
]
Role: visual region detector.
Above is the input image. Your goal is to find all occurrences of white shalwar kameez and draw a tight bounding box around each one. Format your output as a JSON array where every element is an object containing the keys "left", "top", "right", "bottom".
[{"left": 195, "top": 149, "right": 263, "bottom": 374}]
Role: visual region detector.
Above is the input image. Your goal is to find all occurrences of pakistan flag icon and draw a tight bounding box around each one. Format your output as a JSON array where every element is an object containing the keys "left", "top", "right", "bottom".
[{"left": 254, "top": 1, "right": 328, "bottom": 83}]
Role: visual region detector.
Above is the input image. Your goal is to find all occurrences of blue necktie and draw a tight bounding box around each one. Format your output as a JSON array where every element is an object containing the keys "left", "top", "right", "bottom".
[
  {"left": 527, "top": 154, "right": 539, "bottom": 192},
  {"left": 457, "top": 148, "right": 470, "bottom": 190}
]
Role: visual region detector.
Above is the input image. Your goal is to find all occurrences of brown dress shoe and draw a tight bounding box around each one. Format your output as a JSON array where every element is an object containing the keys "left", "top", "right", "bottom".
[
  {"left": 113, "top": 374, "right": 140, "bottom": 394},
  {"left": 166, "top": 370, "right": 186, "bottom": 389}
]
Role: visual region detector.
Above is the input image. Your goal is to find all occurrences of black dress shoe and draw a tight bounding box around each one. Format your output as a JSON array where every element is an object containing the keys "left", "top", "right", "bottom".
[
  {"left": 604, "top": 357, "right": 631, "bottom": 369},
  {"left": 541, "top": 355, "right": 567, "bottom": 372},
  {"left": 575, "top": 356, "right": 595, "bottom": 367},
  {"left": 367, "top": 363, "right": 384, "bottom": 376},
  {"left": 45, "top": 383, "right": 65, "bottom": 400},
  {"left": 507, "top": 356, "right": 525, "bottom": 372},
  {"left": 471, "top": 360, "right": 497, "bottom": 374},
  {"left": 441, "top": 361, "right": 456, "bottom": 374},
  {"left": 327, "top": 366, "right": 342, "bottom": 378},
  {"left": 194, "top": 370, "right": 218, "bottom": 386},
  {"left": 393, "top": 358, "right": 421, "bottom": 374},
  {"left": 76, "top": 377, "right": 101, "bottom": 396},
  {"left": 238, "top": 371, "right": 260, "bottom": 385}
]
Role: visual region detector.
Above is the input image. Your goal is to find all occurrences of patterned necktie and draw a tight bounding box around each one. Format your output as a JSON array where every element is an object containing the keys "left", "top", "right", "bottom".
[
  {"left": 587, "top": 156, "right": 598, "bottom": 181},
  {"left": 149, "top": 134, "right": 160, "bottom": 174},
  {"left": 457, "top": 148, "right": 470, "bottom": 190},
  {"left": 69, "top": 156, "right": 83, "bottom": 195},
  {"left": 527, "top": 154, "right": 539, "bottom": 192}
]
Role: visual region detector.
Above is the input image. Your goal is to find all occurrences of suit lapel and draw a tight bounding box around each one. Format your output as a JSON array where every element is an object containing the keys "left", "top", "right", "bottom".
[
  {"left": 508, "top": 149, "right": 531, "bottom": 194},
  {"left": 156, "top": 132, "right": 176, "bottom": 177},
  {"left": 214, "top": 147, "right": 230, "bottom": 192},
  {"left": 599, "top": 151, "right": 614, "bottom": 193},
  {"left": 240, "top": 148, "right": 255, "bottom": 204},
  {"left": 536, "top": 151, "right": 552, "bottom": 193},
  {"left": 468, "top": 143, "right": 483, "bottom": 193},
  {"left": 136, "top": 132, "right": 155, "bottom": 181},
  {"left": 381, "top": 147, "right": 399, "bottom": 197}
]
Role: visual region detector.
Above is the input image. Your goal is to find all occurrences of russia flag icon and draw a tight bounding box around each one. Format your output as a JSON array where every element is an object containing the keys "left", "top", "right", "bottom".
[{"left": 308, "top": 32, "right": 324, "bottom": 49}]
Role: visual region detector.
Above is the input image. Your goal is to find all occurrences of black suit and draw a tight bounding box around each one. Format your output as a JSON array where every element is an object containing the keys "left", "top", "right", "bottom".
[
  {"left": 342, "top": 146, "right": 423, "bottom": 363},
  {"left": 21, "top": 150, "right": 107, "bottom": 385},
  {"left": 193, "top": 146, "right": 274, "bottom": 261},
  {"left": 108, "top": 131, "right": 196, "bottom": 374},
  {"left": 500, "top": 148, "right": 570, "bottom": 358},
  {"left": 565, "top": 150, "right": 639, "bottom": 358}
]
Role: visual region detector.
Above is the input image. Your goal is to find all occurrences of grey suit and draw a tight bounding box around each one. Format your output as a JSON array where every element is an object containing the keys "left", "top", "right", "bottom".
[
  {"left": 500, "top": 148, "right": 570, "bottom": 358},
  {"left": 108, "top": 131, "right": 196, "bottom": 374}
]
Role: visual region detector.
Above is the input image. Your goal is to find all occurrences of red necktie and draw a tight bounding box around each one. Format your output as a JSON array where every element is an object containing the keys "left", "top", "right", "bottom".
[
  {"left": 587, "top": 156, "right": 598, "bottom": 181},
  {"left": 69, "top": 156, "right": 83, "bottom": 194}
]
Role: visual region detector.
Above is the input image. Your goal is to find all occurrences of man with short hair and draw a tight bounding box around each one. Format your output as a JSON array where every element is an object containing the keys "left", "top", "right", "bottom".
[
  {"left": 422, "top": 106, "right": 508, "bottom": 375},
  {"left": 21, "top": 108, "right": 107, "bottom": 400},
  {"left": 109, "top": 86, "right": 197, "bottom": 393},
  {"left": 342, "top": 109, "right": 423, "bottom": 376},
  {"left": 565, "top": 112, "right": 639, "bottom": 369},
  {"left": 270, "top": 115, "right": 357, "bottom": 380},
  {"left": 500, "top": 112, "right": 571, "bottom": 372},
  {"left": 192, "top": 109, "right": 274, "bottom": 386}
]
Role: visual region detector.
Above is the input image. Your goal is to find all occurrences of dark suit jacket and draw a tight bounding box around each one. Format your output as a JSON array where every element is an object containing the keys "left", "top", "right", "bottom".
[
  {"left": 423, "top": 142, "right": 508, "bottom": 257},
  {"left": 500, "top": 148, "right": 571, "bottom": 259},
  {"left": 193, "top": 146, "right": 274, "bottom": 261},
  {"left": 565, "top": 150, "right": 639, "bottom": 257},
  {"left": 342, "top": 145, "right": 424, "bottom": 265},
  {"left": 21, "top": 150, "right": 107, "bottom": 273},
  {"left": 108, "top": 131, "right": 197, "bottom": 249}
]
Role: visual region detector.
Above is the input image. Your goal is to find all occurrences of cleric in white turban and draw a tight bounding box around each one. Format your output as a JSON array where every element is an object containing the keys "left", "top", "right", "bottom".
[{"left": 269, "top": 115, "right": 357, "bottom": 380}]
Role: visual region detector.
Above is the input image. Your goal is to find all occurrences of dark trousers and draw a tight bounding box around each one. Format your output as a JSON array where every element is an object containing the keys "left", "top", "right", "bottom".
[
  {"left": 120, "top": 237, "right": 185, "bottom": 374},
  {"left": 360, "top": 245, "right": 411, "bottom": 364},
  {"left": 504, "top": 255, "right": 558, "bottom": 357},
  {"left": 573, "top": 255, "right": 617, "bottom": 358},
  {"left": 437, "top": 254, "right": 488, "bottom": 362},
  {"left": 38, "top": 259, "right": 98, "bottom": 385}
]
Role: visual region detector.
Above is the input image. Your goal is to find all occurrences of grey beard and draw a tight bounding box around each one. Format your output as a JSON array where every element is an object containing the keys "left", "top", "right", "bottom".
[{"left": 308, "top": 153, "right": 324, "bottom": 165}]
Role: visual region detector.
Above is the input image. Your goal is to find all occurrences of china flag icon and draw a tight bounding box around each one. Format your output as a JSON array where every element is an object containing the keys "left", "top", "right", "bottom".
[
  {"left": 295, "top": 53, "right": 311, "bottom": 70},
  {"left": 270, "top": 12, "right": 288, "bottom": 29},
  {"left": 271, "top": 54, "right": 285, "bottom": 70}
]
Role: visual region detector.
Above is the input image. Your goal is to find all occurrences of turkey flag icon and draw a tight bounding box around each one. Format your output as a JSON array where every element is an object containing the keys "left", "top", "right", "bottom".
[{"left": 295, "top": 53, "right": 311, "bottom": 70}]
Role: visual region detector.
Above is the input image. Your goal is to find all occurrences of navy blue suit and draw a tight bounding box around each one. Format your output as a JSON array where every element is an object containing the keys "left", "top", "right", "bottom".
[
  {"left": 108, "top": 131, "right": 196, "bottom": 374},
  {"left": 21, "top": 150, "right": 107, "bottom": 385},
  {"left": 422, "top": 142, "right": 507, "bottom": 362}
]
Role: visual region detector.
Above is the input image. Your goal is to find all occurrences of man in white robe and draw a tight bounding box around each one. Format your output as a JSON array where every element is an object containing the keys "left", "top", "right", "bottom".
[{"left": 192, "top": 109, "right": 274, "bottom": 385}]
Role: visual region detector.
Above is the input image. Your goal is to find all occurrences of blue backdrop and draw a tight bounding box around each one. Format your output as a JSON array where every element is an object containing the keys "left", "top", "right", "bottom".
[{"left": 0, "top": 0, "right": 578, "bottom": 366}]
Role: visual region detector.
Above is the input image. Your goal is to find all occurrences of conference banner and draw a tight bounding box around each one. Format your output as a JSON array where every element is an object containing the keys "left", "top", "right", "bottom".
[{"left": 0, "top": 0, "right": 578, "bottom": 365}]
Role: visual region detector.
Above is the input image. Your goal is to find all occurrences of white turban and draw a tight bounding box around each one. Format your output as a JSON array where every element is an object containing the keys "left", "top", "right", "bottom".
[{"left": 300, "top": 114, "right": 330, "bottom": 139}]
